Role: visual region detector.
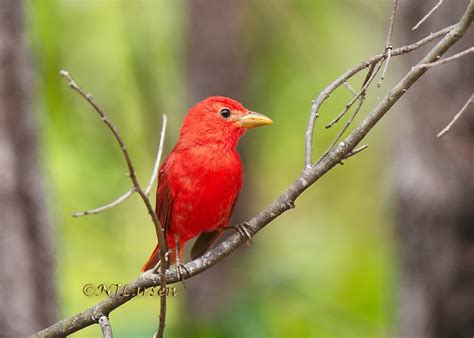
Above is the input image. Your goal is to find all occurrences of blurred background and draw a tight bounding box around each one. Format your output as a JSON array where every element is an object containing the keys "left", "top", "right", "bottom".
[{"left": 1, "top": 0, "right": 472, "bottom": 337}]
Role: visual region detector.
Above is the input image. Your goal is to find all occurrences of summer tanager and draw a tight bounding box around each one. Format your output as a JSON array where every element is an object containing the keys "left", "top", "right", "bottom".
[{"left": 142, "top": 96, "right": 272, "bottom": 271}]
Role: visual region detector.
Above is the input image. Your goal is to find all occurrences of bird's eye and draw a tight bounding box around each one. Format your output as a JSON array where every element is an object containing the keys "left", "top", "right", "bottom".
[{"left": 219, "top": 108, "right": 231, "bottom": 119}]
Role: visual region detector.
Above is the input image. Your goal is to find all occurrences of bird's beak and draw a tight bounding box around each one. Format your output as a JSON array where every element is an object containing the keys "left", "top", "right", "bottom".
[{"left": 238, "top": 112, "right": 273, "bottom": 128}]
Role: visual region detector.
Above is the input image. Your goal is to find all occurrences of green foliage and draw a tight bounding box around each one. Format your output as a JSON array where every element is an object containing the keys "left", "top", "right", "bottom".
[{"left": 26, "top": 0, "right": 395, "bottom": 336}]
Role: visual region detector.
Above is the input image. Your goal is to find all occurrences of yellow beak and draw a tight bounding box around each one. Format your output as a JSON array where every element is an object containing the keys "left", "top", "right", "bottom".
[{"left": 238, "top": 112, "right": 273, "bottom": 128}]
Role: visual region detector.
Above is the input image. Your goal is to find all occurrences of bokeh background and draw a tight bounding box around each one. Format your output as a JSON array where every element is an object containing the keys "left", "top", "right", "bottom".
[{"left": 1, "top": 0, "right": 472, "bottom": 337}]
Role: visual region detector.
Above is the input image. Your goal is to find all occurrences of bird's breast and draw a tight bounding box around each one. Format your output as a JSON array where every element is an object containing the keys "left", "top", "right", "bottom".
[{"left": 167, "top": 145, "right": 243, "bottom": 240}]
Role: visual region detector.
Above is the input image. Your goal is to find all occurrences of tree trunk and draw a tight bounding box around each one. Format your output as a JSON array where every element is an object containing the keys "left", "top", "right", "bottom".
[
  {"left": 0, "top": 1, "right": 56, "bottom": 336},
  {"left": 395, "top": 2, "right": 474, "bottom": 337}
]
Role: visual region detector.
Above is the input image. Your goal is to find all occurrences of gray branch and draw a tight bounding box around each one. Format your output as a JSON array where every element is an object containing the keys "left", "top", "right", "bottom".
[
  {"left": 98, "top": 315, "right": 113, "bottom": 338},
  {"left": 437, "top": 93, "right": 473, "bottom": 138},
  {"left": 32, "top": 1, "right": 474, "bottom": 337},
  {"left": 304, "top": 23, "right": 455, "bottom": 168},
  {"left": 412, "top": 0, "right": 444, "bottom": 31}
]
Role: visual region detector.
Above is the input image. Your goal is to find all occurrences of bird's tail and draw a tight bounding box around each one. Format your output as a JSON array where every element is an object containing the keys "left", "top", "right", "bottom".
[{"left": 141, "top": 244, "right": 176, "bottom": 272}]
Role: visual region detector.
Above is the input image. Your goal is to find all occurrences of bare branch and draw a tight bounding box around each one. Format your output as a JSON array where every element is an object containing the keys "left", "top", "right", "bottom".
[
  {"left": 385, "top": 0, "right": 398, "bottom": 48},
  {"left": 145, "top": 114, "right": 168, "bottom": 196},
  {"left": 304, "top": 23, "right": 455, "bottom": 168},
  {"left": 71, "top": 114, "right": 167, "bottom": 217},
  {"left": 323, "top": 60, "right": 383, "bottom": 158},
  {"left": 59, "top": 70, "right": 169, "bottom": 338},
  {"left": 412, "top": 0, "right": 444, "bottom": 31},
  {"left": 325, "top": 85, "right": 362, "bottom": 129},
  {"left": 98, "top": 315, "right": 113, "bottom": 338},
  {"left": 326, "top": 62, "right": 380, "bottom": 129},
  {"left": 377, "top": 0, "right": 398, "bottom": 87},
  {"left": 72, "top": 188, "right": 135, "bottom": 217},
  {"left": 344, "top": 144, "right": 368, "bottom": 159},
  {"left": 35, "top": 2, "right": 474, "bottom": 337},
  {"left": 437, "top": 94, "right": 473, "bottom": 138},
  {"left": 420, "top": 46, "right": 474, "bottom": 68},
  {"left": 337, "top": 144, "right": 369, "bottom": 165},
  {"left": 377, "top": 46, "right": 392, "bottom": 87},
  {"left": 343, "top": 81, "right": 357, "bottom": 96},
  {"left": 339, "top": 144, "right": 368, "bottom": 165}
]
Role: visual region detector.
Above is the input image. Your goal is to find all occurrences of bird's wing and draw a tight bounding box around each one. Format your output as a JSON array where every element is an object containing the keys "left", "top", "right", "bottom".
[
  {"left": 189, "top": 193, "right": 239, "bottom": 260},
  {"left": 141, "top": 165, "right": 174, "bottom": 272},
  {"left": 155, "top": 164, "right": 173, "bottom": 247}
]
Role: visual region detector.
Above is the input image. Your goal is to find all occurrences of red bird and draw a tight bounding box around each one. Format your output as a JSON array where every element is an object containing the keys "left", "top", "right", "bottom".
[{"left": 142, "top": 96, "right": 272, "bottom": 271}]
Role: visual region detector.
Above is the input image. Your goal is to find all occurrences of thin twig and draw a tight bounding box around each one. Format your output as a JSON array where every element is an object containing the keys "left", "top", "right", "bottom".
[
  {"left": 420, "top": 47, "right": 474, "bottom": 68},
  {"left": 72, "top": 188, "right": 135, "bottom": 217},
  {"left": 362, "top": 61, "right": 377, "bottom": 88},
  {"left": 344, "top": 144, "right": 368, "bottom": 159},
  {"left": 59, "top": 70, "right": 169, "bottom": 338},
  {"left": 325, "top": 86, "right": 362, "bottom": 128},
  {"left": 326, "top": 62, "right": 377, "bottom": 129},
  {"left": 324, "top": 97, "right": 366, "bottom": 160},
  {"left": 72, "top": 114, "right": 167, "bottom": 217},
  {"left": 34, "top": 2, "right": 474, "bottom": 336},
  {"left": 323, "top": 60, "right": 383, "bottom": 157},
  {"left": 338, "top": 144, "right": 369, "bottom": 165},
  {"left": 303, "top": 23, "right": 454, "bottom": 168},
  {"left": 412, "top": 0, "right": 444, "bottom": 31},
  {"left": 98, "top": 315, "right": 113, "bottom": 338},
  {"left": 377, "top": 46, "right": 392, "bottom": 87},
  {"left": 395, "top": 24, "right": 454, "bottom": 55},
  {"left": 343, "top": 81, "right": 357, "bottom": 96},
  {"left": 385, "top": 0, "right": 398, "bottom": 48},
  {"left": 378, "top": 0, "right": 398, "bottom": 87},
  {"left": 437, "top": 94, "right": 473, "bottom": 138},
  {"left": 145, "top": 114, "right": 167, "bottom": 196}
]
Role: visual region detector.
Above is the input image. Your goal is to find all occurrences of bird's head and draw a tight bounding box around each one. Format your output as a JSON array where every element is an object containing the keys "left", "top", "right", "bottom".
[{"left": 180, "top": 96, "right": 273, "bottom": 148}]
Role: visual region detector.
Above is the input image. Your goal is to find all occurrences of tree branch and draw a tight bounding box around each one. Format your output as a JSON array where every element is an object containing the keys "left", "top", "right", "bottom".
[
  {"left": 98, "top": 315, "right": 113, "bottom": 338},
  {"left": 72, "top": 188, "right": 136, "bottom": 217},
  {"left": 420, "top": 46, "right": 474, "bottom": 68},
  {"left": 145, "top": 114, "right": 167, "bottom": 196},
  {"left": 344, "top": 144, "right": 368, "bottom": 160},
  {"left": 304, "top": 23, "right": 456, "bottom": 168},
  {"left": 72, "top": 114, "right": 167, "bottom": 217},
  {"left": 57, "top": 71, "right": 169, "bottom": 338},
  {"left": 385, "top": 0, "right": 398, "bottom": 48},
  {"left": 324, "top": 60, "right": 383, "bottom": 154},
  {"left": 437, "top": 93, "right": 473, "bottom": 138},
  {"left": 34, "top": 2, "right": 474, "bottom": 337},
  {"left": 343, "top": 81, "right": 357, "bottom": 96},
  {"left": 325, "top": 62, "right": 379, "bottom": 129},
  {"left": 412, "top": 0, "right": 444, "bottom": 31},
  {"left": 377, "top": 0, "right": 398, "bottom": 87}
]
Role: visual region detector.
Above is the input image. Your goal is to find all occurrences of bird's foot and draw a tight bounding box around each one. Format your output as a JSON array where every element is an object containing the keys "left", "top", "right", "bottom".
[
  {"left": 173, "top": 239, "right": 190, "bottom": 287},
  {"left": 229, "top": 222, "right": 253, "bottom": 246},
  {"left": 175, "top": 261, "right": 191, "bottom": 289}
]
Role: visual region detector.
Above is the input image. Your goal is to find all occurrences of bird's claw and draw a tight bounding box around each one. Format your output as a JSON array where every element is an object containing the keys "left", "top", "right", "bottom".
[
  {"left": 175, "top": 263, "right": 190, "bottom": 288},
  {"left": 234, "top": 222, "right": 253, "bottom": 246}
]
